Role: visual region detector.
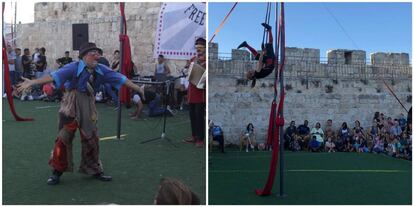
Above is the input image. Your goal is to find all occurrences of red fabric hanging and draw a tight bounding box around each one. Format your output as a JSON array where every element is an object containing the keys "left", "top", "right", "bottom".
[
  {"left": 2, "top": 3, "right": 33, "bottom": 122},
  {"left": 119, "top": 34, "right": 132, "bottom": 106},
  {"left": 119, "top": 3, "right": 132, "bottom": 106},
  {"left": 256, "top": 100, "right": 280, "bottom": 196},
  {"left": 256, "top": 96, "right": 285, "bottom": 196},
  {"left": 265, "top": 101, "right": 276, "bottom": 146},
  {"left": 256, "top": 2, "right": 285, "bottom": 196}
]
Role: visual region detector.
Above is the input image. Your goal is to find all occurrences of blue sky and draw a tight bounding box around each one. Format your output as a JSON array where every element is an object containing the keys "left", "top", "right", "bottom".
[{"left": 209, "top": 2, "right": 412, "bottom": 60}]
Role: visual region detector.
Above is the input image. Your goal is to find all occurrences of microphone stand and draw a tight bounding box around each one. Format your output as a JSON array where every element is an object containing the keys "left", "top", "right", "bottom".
[{"left": 140, "top": 75, "right": 186, "bottom": 147}]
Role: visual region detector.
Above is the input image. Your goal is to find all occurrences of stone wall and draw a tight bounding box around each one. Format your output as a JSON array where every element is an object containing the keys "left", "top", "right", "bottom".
[
  {"left": 286, "top": 47, "right": 320, "bottom": 64},
  {"left": 370, "top": 52, "right": 410, "bottom": 65},
  {"left": 16, "top": 2, "right": 188, "bottom": 76},
  {"left": 209, "top": 44, "right": 412, "bottom": 144},
  {"left": 327, "top": 49, "right": 366, "bottom": 65},
  {"left": 208, "top": 43, "right": 218, "bottom": 60},
  {"left": 231, "top": 49, "right": 250, "bottom": 61}
]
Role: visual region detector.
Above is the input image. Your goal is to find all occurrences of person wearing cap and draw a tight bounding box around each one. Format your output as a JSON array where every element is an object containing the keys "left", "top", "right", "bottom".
[
  {"left": 237, "top": 23, "right": 276, "bottom": 87},
  {"left": 183, "top": 37, "right": 206, "bottom": 147},
  {"left": 17, "top": 42, "right": 145, "bottom": 185}
]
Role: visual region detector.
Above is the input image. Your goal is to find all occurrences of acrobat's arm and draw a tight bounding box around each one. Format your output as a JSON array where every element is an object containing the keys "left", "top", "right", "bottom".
[{"left": 255, "top": 51, "right": 264, "bottom": 73}]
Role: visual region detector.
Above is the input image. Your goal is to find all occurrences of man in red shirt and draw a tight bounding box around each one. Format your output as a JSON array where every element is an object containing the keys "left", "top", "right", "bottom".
[{"left": 184, "top": 37, "right": 206, "bottom": 147}]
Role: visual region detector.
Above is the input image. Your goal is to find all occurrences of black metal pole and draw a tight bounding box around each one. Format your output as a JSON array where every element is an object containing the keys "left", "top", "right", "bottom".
[
  {"left": 116, "top": 2, "right": 124, "bottom": 140},
  {"left": 262, "top": 3, "right": 269, "bottom": 45},
  {"left": 14, "top": 2, "right": 16, "bottom": 46},
  {"left": 162, "top": 81, "right": 170, "bottom": 138},
  {"left": 274, "top": 2, "right": 279, "bottom": 100},
  {"left": 2, "top": 3, "right": 5, "bottom": 40},
  {"left": 10, "top": 2, "right": 13, "bottom": 44}
]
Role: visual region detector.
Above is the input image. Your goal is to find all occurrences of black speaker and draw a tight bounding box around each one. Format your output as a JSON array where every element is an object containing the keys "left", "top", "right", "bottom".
[{"left": 72, "top": 24, "right": 89, "bottom": 50}]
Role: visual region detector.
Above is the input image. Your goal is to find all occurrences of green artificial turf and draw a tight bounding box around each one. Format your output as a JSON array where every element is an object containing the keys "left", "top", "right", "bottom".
[
  {"left": 209, "top": 149, "right": 411, "bottom": 205},
  {"left": 3, "top": 100, "right": 205, "bottom": 204}
]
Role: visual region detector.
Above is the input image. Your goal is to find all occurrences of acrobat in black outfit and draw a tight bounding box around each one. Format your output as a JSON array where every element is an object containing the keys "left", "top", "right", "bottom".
[{"left": 237, "top": 23, "right": 276, "bottom": 87}]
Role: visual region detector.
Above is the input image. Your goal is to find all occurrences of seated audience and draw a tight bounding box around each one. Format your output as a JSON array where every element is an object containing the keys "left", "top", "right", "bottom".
[
  {"left": 210, "top": 121, "right": 225, "bottom": 153},
  {"left": 337, "top": 122, "right": 351, "bottom": 152},
  {"left": 325, "top": 137, "right": 336, "bottom": 152},
  {"left": 110, "top": 50, "right": 120, "bottom": 71},
  {"left": 390, "top": 119, "right": 402, "bottom": 137},
  {"left": 324, "top": 119, "right": 336, "bottom": 142},
  {"left": 297, "top": 120, "right": 311, "bottom": 151},
  {"left": 240, "top": 123, "right": 257, "bottom": 152},
  {"left": 56, "top": 51, "right": 73, "bottom": 68},
  {"left": 309, "top": 135, "right": 322, "bottom": 152},
  {"left": 352, "top": 120, "right": 366, "bottom": 144},
  {"left": 373, "top": 135, "right": 385, "bottom": 154},
  {"left": 398, "top": 113, "right": 407, "bottom": 132},
  {"left": 285, "top": 121, "right": 300, "bottom": 151},
  {"left": 367, "top": 121, "right": 379, "bottom": 151},
  {"left": 310, "top": 122, "right": 324, "bottom": 150}
]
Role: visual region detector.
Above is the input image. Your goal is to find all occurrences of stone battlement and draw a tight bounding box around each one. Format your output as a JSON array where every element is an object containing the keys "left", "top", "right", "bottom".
[
  {"left": 209, "top": 42, "right": 411, "bottom": 65},
  {"left": 208, "top": 43, "right": 412, "bottom": 81}
]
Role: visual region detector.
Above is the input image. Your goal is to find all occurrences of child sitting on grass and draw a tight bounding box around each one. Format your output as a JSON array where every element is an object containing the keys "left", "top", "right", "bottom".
[
  {"left": 356, "top": 138, "right": 369, "bottom": 153},
  {"left": 325, "top": 137, "right": 335, "bottom": 153},
  {"left": 372, "top": 136, "right": 384, "bottom": 154}
]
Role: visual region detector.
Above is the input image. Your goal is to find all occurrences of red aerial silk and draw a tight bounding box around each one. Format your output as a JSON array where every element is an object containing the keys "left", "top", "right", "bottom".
[
  {"left": 256, "top": 2, "right": 285, "bottom": 196},
  {"left": 2, "top": 3, "right": 33, "bottom": 122},
  {"left": 119, "top": 34, "right": 132, "bottom": 106},
  {"left": 119, "top": 3, "right": 132, "bottom": 106},
  {"left": 265, "top": 101, "right": 276, "bottom": 146}
]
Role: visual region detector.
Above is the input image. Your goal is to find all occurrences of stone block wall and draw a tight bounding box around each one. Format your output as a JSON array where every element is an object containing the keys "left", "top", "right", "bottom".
[
  {"left": 16, "top": 2, "right": 188, "bottom": 76},
  {"left": 327, "top": 49, "right": 366, "bottom": 65},
  {"left": 209, "top": 75, "right": 412, "bottom": 144},
  {"left": 371, "top": 52, "right": 410, "bottom": 65},
  {"left": 208, "top": 43, "right": 218, "bottom": 60},
  {"left": 209, "top": 44, "right": 412, "bottom": 144},
  {"left": 285, "top": 47, "right": 320, "bottom": 64},
  {"left": 231, "top": 49, "right": 250, "bottom": 61}
]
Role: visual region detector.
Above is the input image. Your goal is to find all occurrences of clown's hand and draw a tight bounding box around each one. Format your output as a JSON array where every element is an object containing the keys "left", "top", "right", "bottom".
[{"left": 16, "top": 77, "right": 34, "bottom": 94}]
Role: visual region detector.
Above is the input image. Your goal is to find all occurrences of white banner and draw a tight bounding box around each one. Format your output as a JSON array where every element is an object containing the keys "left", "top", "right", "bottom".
[{"left": 153, "top": 2, "right": 206, "bottom": 60}]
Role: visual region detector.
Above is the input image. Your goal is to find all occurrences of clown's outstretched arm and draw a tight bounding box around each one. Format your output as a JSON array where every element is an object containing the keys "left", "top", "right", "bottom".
[
  {"left": 124, "top": 79, "right": 145, "bottom": 101},
  {"left": 17, "top": 76, "right": 54, "bottom": 93}
]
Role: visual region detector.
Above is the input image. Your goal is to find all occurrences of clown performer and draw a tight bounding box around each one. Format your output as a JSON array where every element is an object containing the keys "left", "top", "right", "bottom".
[{"left": 17, "top": 42, "right": 145, "bottom": 185}]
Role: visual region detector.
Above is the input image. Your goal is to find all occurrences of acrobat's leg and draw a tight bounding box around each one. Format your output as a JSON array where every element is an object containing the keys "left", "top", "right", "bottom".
[{"left": 237, "top": 41, "right": 258, "bottom": 58}]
